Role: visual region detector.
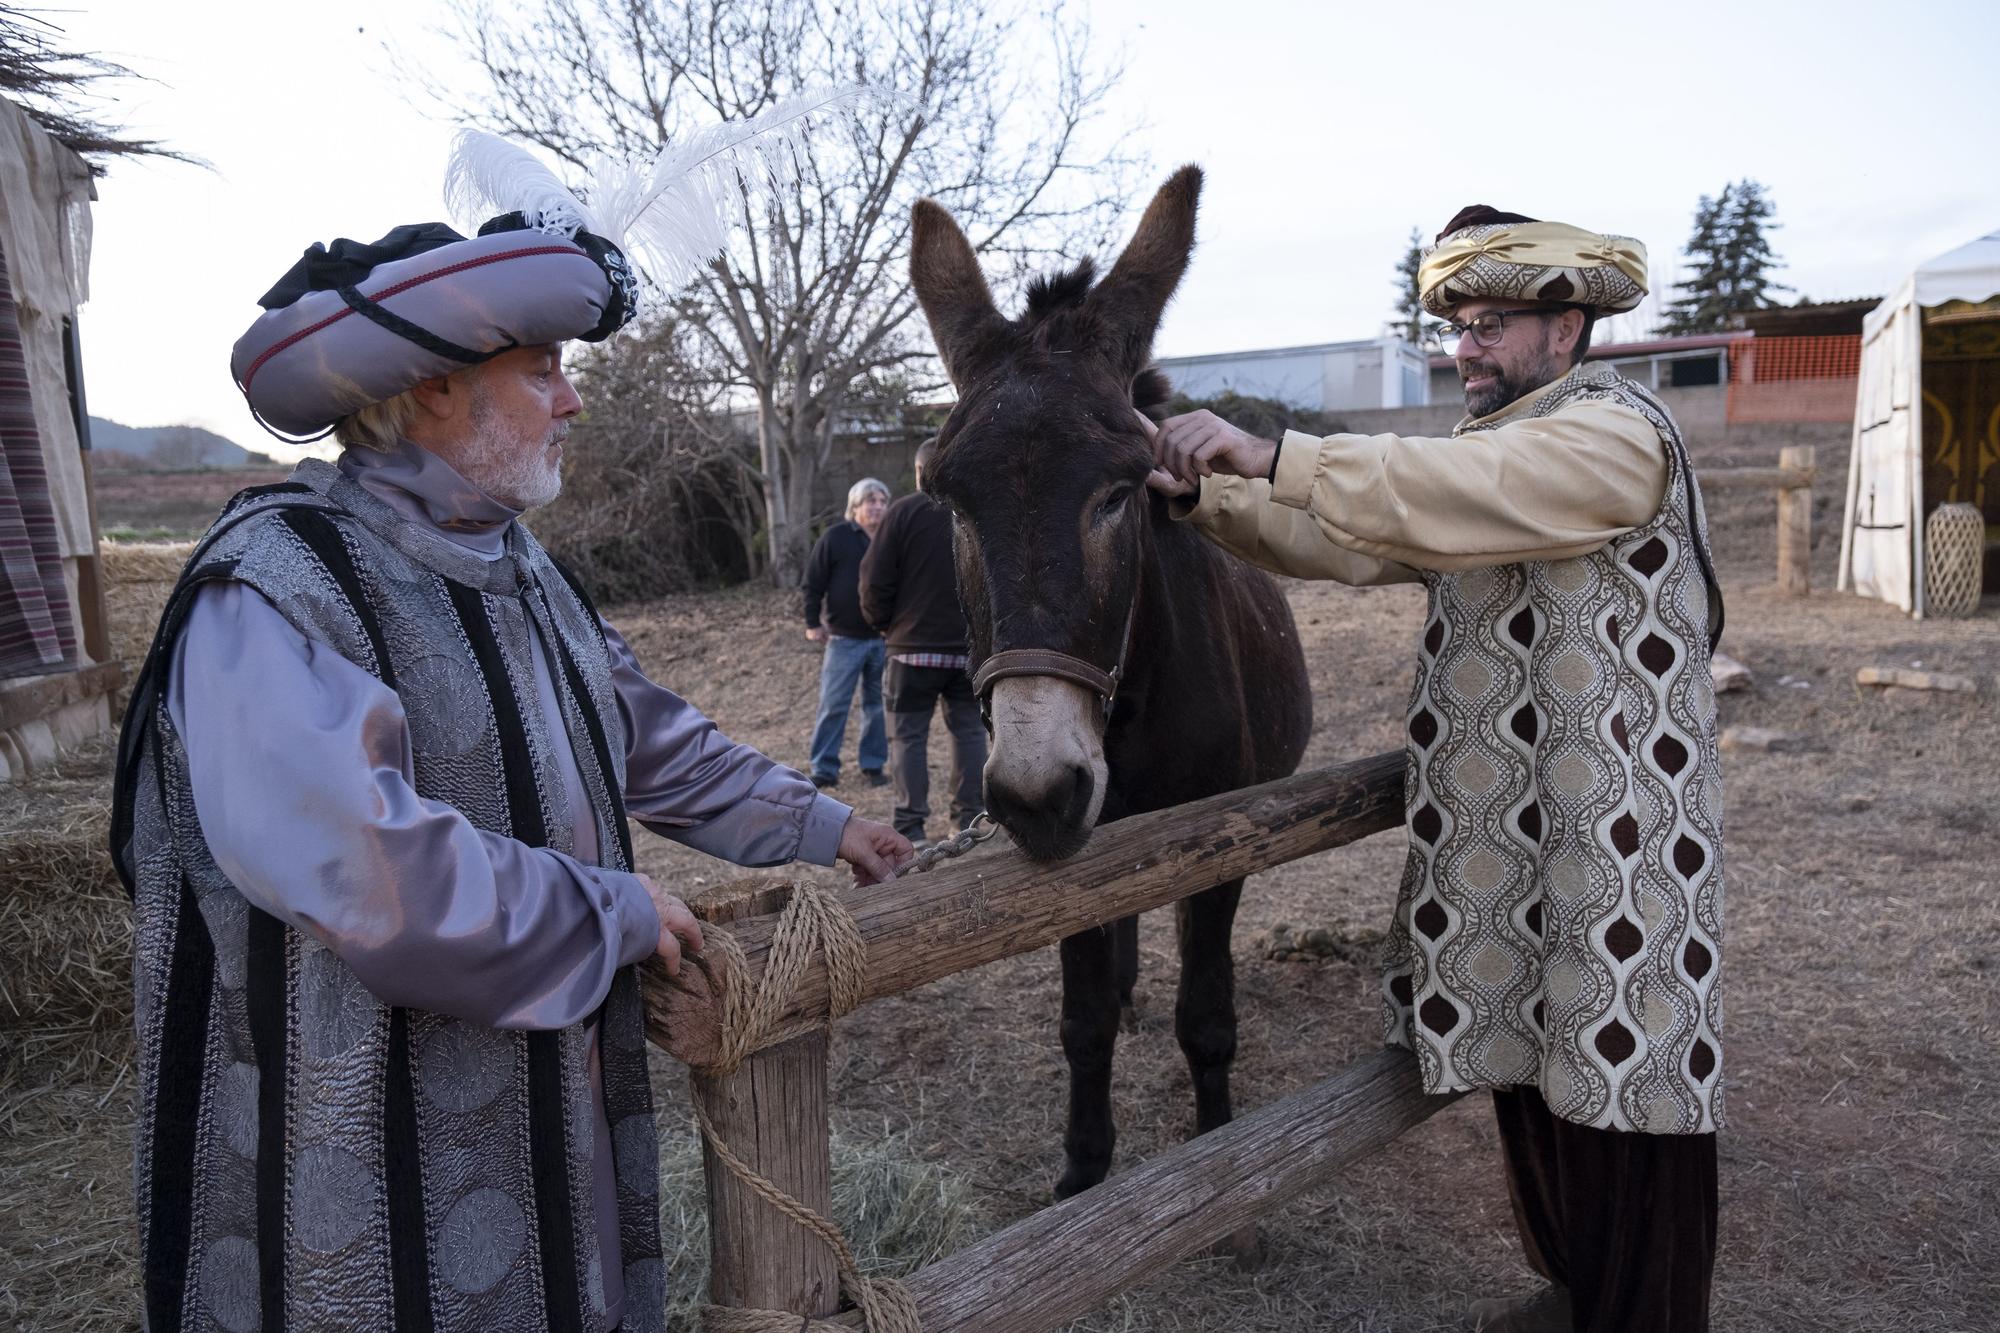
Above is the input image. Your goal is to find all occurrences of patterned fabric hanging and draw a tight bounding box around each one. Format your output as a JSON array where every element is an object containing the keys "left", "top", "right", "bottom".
[{"left": 0, "top": 238, "right": 77, "bottom": 678}]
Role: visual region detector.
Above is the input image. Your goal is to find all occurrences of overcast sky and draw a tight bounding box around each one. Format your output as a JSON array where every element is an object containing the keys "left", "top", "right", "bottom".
[{"left": 59, "top": 0, "right": 2000, "bottom": 461}]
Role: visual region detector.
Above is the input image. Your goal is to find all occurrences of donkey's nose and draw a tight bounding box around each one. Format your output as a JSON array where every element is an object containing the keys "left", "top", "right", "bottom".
[
  {"left": 980, "top": 675, "right": 1109, "bottom": 861},
  {"left": 987, "top": 762, "right": 1096, "bottom": 862}
]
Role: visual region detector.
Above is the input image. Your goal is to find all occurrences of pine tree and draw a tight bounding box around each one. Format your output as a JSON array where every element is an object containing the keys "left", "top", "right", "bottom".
[
  {"left": 1391, "top": 227, "right": 1436, "bottom": 344},
  {"left": 1720, "top": 180, "right": 1790, "bottom": 311},
  {"left": 1661, "top": 180, "right": 1790, "bottom": 334}
]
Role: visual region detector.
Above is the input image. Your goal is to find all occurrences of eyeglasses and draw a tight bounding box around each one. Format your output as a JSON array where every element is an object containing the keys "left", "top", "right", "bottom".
[{"left": 1429, "top": 309, "right": 1554, "bottom": 354}]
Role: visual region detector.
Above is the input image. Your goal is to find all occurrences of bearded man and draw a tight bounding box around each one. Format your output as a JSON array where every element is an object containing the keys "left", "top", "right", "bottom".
[
  {"left": 1146, "top": 206, "right": 1724, "bottom": 1333},
  {"left": 112, "top": 156, "right": 909, "bottom": 1331}
]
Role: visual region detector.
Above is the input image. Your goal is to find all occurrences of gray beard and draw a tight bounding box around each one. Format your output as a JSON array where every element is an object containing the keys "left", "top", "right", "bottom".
[
  {"left": 1463, "top": 349, "right": 1565, "bottom": 419},
  {"left": 462, "top": 396, "right": 565, "bottom": 512}
]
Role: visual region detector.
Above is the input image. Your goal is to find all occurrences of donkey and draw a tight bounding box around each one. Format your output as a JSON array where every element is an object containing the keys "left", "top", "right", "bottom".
[{"left": 909, "top": 167, "right": 1313, "bottom": 1200}]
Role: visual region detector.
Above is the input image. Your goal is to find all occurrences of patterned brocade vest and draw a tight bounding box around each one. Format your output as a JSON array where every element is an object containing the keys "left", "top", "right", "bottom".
[
  {"left": 112, "top": 461, "right": 665, "bottom": 1332},
  {"left": 1380, "top": 363, "right": 1726, "bottom": 1135}
]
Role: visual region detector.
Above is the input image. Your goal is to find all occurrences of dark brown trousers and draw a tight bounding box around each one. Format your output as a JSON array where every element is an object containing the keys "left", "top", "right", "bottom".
[{"left": 1492, "top": 1087, "right": 1718, "bottom": 1333}]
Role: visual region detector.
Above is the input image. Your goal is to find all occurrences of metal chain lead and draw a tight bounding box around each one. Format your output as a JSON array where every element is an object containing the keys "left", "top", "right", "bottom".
[{"left": 888, "top": 811, "right": 1002, "bottom": 879}]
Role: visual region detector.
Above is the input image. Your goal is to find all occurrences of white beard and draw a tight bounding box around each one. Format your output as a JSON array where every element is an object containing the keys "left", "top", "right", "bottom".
[{"left": 461, "top": 391, "right": 566, "bottom": 511}]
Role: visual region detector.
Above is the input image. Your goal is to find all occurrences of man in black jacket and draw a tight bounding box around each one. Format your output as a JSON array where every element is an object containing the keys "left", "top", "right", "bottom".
[
  {"left": 859, "top": 438, "right": 987, "bottom": 841},
  {"left": 802, "top": 476, "right": 890, "bottom": 788}
]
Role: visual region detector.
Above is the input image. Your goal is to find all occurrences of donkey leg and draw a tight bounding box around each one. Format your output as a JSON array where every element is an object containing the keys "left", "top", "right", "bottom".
[
  {"left": 1175, "top": 877, "right": 1245, "bottom": 1136},
  {"left": 1113, "top": 913, "right": 1141, "bottom": 1032},
  {"left": 1177, "top": 876, "right": 1266, "bottom": 1267},
  {"left": 1056, "top": 924, "right": 1121, "bottom": 1199}
]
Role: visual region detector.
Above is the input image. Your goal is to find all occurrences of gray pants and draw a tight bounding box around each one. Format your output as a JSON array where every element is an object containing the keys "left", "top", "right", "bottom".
[{"left": 884, "top": 660, "right": 988, "bottom": 840}]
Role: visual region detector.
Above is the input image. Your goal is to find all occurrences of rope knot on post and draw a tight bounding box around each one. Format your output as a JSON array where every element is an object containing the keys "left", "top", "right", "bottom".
[
  {"left": 690, "top": 879, "right": 923, "bottom": 1333},
  {"left": 692, "top": 877, "right": 870, "bottom": 1080}
]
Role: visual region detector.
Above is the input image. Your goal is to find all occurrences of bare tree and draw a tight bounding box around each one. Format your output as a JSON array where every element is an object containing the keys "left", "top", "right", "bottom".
[
  {"left": 149, "top": 426, "right": 218, "bottom": 470},
  {"left": 532, "top": 321, "right": 768, "bottom": 600},
  {"left": 433, "top": 0, "right": 1141, "bottom": 583}
]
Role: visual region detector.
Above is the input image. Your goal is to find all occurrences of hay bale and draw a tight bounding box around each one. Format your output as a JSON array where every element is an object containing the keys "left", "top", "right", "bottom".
[
  {"left": 0, "top": 738, "right": 132, "bottom": 1053},
  {"left": 100, "top": 540, "right": 194, "bottom": 669},
  {"left": 655, "top": 1118, "right": 988, "bottom": 1328},
  {"left": 99, "top": 540, "right": 197, "bottom": 587}
]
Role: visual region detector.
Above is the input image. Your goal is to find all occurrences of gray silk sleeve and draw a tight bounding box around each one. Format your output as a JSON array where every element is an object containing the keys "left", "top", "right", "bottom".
[
  {"left": 600, "top": 618, "right": 851, "bottom": 867},
  {"left": 167, "top": 581, "right": 663, "bottom": 1032}
]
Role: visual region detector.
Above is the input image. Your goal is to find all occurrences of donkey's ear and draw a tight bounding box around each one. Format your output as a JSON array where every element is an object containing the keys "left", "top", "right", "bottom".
[
  {"left": 912, "top": 199, "right": 1009, "bottom": 391},
  {"left": 1087, "top": 165, "right": 1202, "bottom": 378}
]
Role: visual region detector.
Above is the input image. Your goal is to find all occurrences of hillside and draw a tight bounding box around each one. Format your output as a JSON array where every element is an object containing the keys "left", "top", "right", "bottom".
[{"left": 86, "top": 416, "right": 271, "bottom": 469}]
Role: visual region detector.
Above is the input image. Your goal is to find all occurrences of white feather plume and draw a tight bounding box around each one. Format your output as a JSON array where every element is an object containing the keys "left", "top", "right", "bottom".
[
  {"left": 443, "top": 132, "right": 598, "bottom": 239},
  {"left": 592, "top": 84, "right": 885, "bottom": 288},
  {"left": 444, "top": 84, "right": 895, "bottom": 298}
]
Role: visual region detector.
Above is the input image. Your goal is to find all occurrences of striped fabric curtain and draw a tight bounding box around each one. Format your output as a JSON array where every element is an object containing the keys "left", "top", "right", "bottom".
[{"left": 0, "top": 238, "right": 76, "bottom": 678}]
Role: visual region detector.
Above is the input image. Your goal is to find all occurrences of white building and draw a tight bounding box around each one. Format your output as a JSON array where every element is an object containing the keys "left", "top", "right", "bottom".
[{"left": 1154, "top": 336, "right": 1431, "bottom": 412}]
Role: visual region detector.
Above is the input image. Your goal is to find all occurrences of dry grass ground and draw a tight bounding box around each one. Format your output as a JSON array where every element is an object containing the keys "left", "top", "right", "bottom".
[{"left": 5, "top": 451, "right": 1998, "bottom": 1330}]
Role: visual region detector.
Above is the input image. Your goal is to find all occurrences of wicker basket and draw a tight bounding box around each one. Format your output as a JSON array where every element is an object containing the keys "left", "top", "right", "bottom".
[{"left": 1925, "top": 502, "right": 1985, "bottom": 618}]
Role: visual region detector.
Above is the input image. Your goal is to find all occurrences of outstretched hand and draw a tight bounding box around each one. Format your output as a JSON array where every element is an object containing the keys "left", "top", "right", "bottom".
[
  {"left": 837, "top": 815, "right": 914, "bottom": 886},
  {"left": 1142, "top": 408, "right": 1278, "bottom": 495}
]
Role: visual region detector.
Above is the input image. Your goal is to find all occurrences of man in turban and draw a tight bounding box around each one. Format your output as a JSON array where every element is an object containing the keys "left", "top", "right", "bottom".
[
  {"left": 114, "top": 134, "right": 909, "bottom": 1332},
  {"left": 1145, "top": 207, "right": 1723, "bottom": 1333}
]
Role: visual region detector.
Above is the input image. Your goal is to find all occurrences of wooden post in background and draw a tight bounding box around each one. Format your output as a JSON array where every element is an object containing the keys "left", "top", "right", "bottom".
[
  {"left": 688, "top": 884, "right": 840, "bottom": 1320},
  {"left": 1777, "top": 445, "right": 1814, "bottom": 596}
]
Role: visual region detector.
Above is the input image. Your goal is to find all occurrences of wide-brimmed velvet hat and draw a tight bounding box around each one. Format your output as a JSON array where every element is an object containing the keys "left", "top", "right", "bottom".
[
  {"left": 231, "top": 216, "right": 638, "bottom": 439},
  {"left": 231, "top": 87, "right": 881, "bottom": 441}
]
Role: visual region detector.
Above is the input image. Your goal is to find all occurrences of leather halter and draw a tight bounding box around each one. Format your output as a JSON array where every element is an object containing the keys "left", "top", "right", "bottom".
[{"left": 971, "top": 597, "right": 1139, "bottom": 725}]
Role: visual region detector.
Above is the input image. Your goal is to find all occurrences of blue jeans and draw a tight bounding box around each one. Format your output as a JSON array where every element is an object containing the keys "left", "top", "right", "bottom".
[{"left": 808, "top": 635, "right": 887, "bottom": 781}]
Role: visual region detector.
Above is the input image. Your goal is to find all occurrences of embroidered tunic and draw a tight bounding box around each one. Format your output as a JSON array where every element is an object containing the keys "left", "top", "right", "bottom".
[
  {"left": 1181, "top": 363, "right": 1725, "bottom": 1133},
  {"left": 114, "top": 452, "right": 847, "bottom": 1331}
]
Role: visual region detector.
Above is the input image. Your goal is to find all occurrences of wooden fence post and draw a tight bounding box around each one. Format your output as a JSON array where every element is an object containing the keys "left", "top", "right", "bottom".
[
  {"left": 1777, "top": 445, "right": 1814, "bottom": 596},
  {"left": 689, "top": 886, "right": 840, "bottom": 1320}
]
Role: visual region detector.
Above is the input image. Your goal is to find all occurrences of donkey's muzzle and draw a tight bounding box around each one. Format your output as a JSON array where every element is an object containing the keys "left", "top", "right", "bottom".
[
  {"left": 987, "top": 760, "right": 1096, "bottom": 861},
  {"left": 981, "top": 676, "right": 1109, "bottom": 862}
]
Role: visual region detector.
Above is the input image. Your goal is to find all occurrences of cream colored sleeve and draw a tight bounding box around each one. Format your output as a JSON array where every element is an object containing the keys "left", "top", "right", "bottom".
[
  {"left": 1172, "top": 474, "right": 1423, "bottom": 587},
  {"left": 1261, "top": 397, "right": 1670, "bottom": 572}
]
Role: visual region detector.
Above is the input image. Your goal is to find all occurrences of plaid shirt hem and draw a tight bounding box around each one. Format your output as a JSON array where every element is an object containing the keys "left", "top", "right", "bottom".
[{"left": 890, "top": 651, "right": 970, "bottom": 670}]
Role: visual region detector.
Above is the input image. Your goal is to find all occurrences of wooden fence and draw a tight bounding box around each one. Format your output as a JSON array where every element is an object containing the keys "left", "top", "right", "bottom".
[
  {"left": 642, "top": 751, "right": 1439, "bottom": 1330},
  {"left": 1697, "top": 445, "right": 1816, "bottom": 595}
]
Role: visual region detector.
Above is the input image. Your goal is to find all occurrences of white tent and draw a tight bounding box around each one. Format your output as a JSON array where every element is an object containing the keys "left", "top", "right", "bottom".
[{"left": 1838, "top": 230, "right": 2000, "bottom": 615}]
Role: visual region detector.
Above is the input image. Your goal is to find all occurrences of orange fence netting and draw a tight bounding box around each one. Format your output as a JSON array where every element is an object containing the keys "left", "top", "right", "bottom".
[{"left": 1727, "top": 335, "right": 1860, "bottom": 424}]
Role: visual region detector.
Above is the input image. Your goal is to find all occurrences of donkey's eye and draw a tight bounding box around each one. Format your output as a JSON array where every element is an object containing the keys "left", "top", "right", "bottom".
[{"left": 1094, "top": 489, "right": 1132, "bottom": 524}]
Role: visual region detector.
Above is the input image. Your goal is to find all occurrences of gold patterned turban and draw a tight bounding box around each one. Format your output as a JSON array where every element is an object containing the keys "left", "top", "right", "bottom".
[{"left": 1418, "top": 204, "right": 1648, "bottom": 319}]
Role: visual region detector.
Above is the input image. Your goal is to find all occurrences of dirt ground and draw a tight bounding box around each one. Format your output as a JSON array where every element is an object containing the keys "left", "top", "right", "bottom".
[
  {"left": 608, "top": 496, "right": 2000, "bottom": 1332},
  {"left": 5, "top": 448, "right": 1998, "bottom": 1331}
]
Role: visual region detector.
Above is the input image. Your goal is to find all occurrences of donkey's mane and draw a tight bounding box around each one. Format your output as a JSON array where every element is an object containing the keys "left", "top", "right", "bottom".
[
  {"left": 1016, "top": 258, "right": 1108, "bottom": 355},
  {"left": 1017, "top": 257, "right": 1174, "bottom": 413},
  {"left": 1024, "top": 258, "right": 1098, "bottom": 319}
]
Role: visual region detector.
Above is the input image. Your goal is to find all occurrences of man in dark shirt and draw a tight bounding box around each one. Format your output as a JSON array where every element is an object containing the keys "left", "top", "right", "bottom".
[
  {"left": 859, "top": 438, "right": 988, "bottom": 841},
  {"left": 802, "top": 477, "right": 890, "bottom": 788}
]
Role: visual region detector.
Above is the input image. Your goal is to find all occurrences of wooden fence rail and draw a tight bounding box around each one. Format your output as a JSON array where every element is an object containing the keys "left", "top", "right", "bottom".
[
  {"left": 1697, "top": 444, "right": 1816, "bottom": 595},
  {"left": 826, "top": 1048, "right": 1458, "bottom": 1333},
  {"left": 642, "top": 750, "right": 1416, "bottom": 1330},
  {"left": 643, "top": 750, "right": 1407, "bottom": 1068}
]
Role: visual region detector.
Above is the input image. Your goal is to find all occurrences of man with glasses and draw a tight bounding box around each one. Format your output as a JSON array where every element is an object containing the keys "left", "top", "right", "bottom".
[{"left": 1146, "top": 206, "right": 1724, "bottom": 1333}]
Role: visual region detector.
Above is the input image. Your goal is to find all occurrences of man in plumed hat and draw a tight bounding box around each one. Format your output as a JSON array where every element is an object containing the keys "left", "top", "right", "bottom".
[
  {"left": 113, "top": 125, "right": 907, "bottom": 1332},
  {"left": 1146, "top": 207, "right": 1724, "bottom": 1332}
]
